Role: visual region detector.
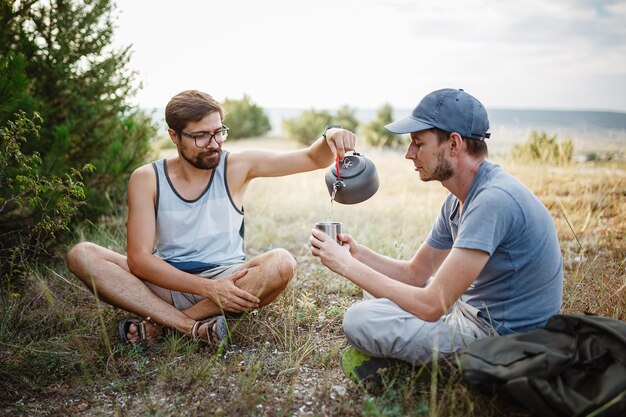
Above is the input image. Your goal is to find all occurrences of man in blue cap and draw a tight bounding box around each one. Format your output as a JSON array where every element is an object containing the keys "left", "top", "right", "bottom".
[{"left": 310, "top": 88, "right": 563, "bottom": 384}]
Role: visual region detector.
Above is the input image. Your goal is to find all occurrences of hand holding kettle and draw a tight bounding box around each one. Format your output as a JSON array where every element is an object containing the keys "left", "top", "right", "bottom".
[
  {"left": 320, "top": 124, "right": 379, "bottom": 204},
  {"left": 322, "top": 125, "right": 357, "bottom": 160}
]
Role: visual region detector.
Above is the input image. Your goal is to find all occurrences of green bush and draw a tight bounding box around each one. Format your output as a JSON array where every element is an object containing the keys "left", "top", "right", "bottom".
[
  {"left": 511, "top": 131, "right": 574, "bottom": 165},
  {"left": 282, "top": 109, "right": 333, "bottom": 145},
  {"left": 360, "top": 103, "right": 405, "bottom": 148},
  {"left": 223, "top": 95, "right": 271, "bottom": 139},
  {"left": 0, "top": 112, "right": 92, "bottom": 293}
]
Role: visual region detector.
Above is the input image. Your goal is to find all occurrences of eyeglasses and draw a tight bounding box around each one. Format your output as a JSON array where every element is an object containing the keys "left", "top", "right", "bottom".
[{"left": 178, "top": 125, "right": 229, "bottom": 147}]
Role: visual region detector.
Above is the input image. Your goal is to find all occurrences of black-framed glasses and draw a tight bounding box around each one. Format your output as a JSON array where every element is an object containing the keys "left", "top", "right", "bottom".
[{"left": 178, "top": 125, "right": 229, "bottom": 147}]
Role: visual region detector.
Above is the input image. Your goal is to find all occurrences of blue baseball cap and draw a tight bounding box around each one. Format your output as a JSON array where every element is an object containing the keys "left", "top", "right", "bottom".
[{"left": 385, "top": 88, "right": 491, "bottom": 140}]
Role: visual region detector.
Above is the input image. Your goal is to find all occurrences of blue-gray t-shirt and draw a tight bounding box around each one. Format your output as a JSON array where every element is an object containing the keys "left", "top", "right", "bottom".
[{"left": 427, "top": 161, "right": 563, "bottom": 334}]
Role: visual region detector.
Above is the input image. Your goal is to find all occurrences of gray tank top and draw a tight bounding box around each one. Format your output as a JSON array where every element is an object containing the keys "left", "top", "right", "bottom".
[{"left": 152, "top": 151, "right": 245, "bottom": 272}]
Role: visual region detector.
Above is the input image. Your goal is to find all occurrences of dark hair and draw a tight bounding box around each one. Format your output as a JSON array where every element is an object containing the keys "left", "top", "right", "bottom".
[
  {"left": 433, "top": 128, "right": 488, "bottom": 157},
  {"left": 165, "top": 90, "right": 224, "bottom": 132}
]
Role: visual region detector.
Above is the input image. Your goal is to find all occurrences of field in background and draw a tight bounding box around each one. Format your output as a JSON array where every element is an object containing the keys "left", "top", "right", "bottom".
[{"left": 1, "top": 138, "right": 624, "bottom": 416}]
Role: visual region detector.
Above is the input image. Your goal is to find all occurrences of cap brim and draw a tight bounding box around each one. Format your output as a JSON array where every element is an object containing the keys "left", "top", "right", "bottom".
[{"left": 384, "top": 116, "right": 434, "bottom": 134}]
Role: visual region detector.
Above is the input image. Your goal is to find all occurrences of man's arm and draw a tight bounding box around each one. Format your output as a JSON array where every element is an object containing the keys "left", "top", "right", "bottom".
[
  {"left": 312, "top": 229, "right": 489, "bottom": 321},
  {"left": 342, "top": 235, "right": 449, "bottom": 287},
  {"left": 230, "top": 127, "right": 356, "bottom": 182},
  {"left": 126, "top": 164, "right": 201, "bottom": 293},
  {"left": 345, "top": 247, "right": 487, "bottom": 321},
  {"left": 126, "top": 165, "right": 260, "bottom": 311}
]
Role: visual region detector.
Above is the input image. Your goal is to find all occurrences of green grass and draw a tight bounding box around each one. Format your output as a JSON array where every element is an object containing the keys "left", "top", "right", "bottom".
[{"left": 1, "top": 138, "right": 624, "bottom": 416}]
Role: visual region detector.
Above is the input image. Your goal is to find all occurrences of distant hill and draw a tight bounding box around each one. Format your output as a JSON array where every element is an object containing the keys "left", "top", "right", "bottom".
[{"left": 488, "top": 109, "right": 626, "bottom": 130}]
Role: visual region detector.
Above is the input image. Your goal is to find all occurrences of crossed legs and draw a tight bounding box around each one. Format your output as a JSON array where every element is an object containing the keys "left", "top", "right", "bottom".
[
  {"left": 65, "top": 242, "right": 295, "bottom": 342},
  {"left": 342, "top": 298, "right": 496, "bottom": 365}
]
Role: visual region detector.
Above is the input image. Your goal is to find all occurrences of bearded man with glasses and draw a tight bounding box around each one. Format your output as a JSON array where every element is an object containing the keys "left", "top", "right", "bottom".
[{"left": 67, "top": 90, "right": 356, "bottom": 348}]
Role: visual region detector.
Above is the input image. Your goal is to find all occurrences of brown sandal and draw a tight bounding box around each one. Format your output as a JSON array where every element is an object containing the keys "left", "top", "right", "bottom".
[
  {"left": 118, "top": 318, "right": 157, "bottom": 347},
  {"left": 191, "top": 315, "right": 229, "bottom": 348},
  {"left": 118, "top": 317, "right": 172, "bottom": 347}
]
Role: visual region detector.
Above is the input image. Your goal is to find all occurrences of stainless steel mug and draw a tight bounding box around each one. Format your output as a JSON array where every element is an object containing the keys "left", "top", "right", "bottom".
[{"left": 315, "top": 221, "right": 343, "bottom": 245}]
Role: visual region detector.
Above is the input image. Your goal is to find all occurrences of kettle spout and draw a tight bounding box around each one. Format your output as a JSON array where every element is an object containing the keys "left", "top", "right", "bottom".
[{"left": 331, "top": 180, "right": 345, "bottom": 200}]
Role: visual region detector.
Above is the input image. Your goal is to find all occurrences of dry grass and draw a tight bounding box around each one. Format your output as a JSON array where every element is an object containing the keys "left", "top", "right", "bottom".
[{"left": 1, "top": 137, "right": 624, "bottom": 416}]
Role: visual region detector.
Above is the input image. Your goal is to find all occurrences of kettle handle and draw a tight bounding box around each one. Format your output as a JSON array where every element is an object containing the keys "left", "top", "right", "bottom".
[
  {"left": 337, "top": 150, "right": 361, "bottom": 162},
  {"left": 335, "top": 151, "right": 362, "bottom": 175},
  {"left": 335, "top": 150, "right": 364, "bottom": 177}
]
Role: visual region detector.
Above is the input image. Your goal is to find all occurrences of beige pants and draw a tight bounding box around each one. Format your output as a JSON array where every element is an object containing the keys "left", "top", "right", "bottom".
[{"left": 343, "top": 297, "right": 497, "bottom": 365}]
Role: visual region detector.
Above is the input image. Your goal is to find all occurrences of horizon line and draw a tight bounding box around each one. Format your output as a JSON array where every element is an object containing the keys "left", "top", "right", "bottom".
[{"left": 138, "top": 105, "right": 626, "bottom": 115}]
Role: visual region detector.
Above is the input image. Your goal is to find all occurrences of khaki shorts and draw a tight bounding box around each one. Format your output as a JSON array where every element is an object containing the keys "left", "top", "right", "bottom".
[{"left": 171, "top": 263, "right": 244, "bottom": 310}]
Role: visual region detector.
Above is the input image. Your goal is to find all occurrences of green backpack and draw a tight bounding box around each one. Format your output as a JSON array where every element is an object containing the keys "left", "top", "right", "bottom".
[{"left": 459, "top": 314, "right": 626, "bottom": 417}]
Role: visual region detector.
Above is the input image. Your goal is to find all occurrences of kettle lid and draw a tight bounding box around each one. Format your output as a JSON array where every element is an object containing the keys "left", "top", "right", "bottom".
[{"left": 328, "top": 154, "right": 367, "bottom": 179}]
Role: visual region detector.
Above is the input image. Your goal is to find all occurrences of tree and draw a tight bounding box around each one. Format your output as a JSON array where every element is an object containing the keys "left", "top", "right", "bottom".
[
  {"left": 223, "top": 94, "right": 271, "bottom": 139},
  {"left": 333, "top": 105, "right": 359, "bottom": 133},
  {"left": 0, "top": 0, "right": 156, "bottom": 289},
  {"left": 360, "top": 103, "right": 405, "bottom": 148},
  {"left": 282, "top": 109, "right": 333, "bottom": 145},
  {"left": 0, "top": 0, "right": 156, "bottom": 219},
  {"left": 281, "top": 106, "right": 360, "bottom": 146}
]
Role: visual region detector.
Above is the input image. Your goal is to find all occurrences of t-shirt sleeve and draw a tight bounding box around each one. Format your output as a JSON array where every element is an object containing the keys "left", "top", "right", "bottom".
[
  {"left": 454, "top": 188, "right": 524, "bottom": 255},
  {"left": 426, "top": 194, "right": 455, "bottom": 249}
]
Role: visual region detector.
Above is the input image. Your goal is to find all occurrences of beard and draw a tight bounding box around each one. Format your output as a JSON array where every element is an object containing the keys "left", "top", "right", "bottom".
[
  {"left": 181, "top": 147, "right": 222, "bottom": 170},
  {"left": 422, "top": 149, "right": 454, "bottom": 182}
]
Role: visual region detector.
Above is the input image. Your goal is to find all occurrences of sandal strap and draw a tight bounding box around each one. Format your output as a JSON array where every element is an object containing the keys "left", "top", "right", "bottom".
[
  {"left": 191, "top": 320, "right": 202, "bottom": 341},
  {"left": 137, "top": 321, "right": 147, "bottom": 340}
]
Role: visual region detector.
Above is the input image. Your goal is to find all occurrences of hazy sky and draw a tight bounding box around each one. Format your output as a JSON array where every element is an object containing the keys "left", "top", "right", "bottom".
[{"left": 112, "top": 0, "right": 626, "bottom": 112}]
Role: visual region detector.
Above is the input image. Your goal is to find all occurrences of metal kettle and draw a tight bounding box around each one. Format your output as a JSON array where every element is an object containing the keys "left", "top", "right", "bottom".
[{"left": 325, "top": 152, "right": 379, "bottom": 204}]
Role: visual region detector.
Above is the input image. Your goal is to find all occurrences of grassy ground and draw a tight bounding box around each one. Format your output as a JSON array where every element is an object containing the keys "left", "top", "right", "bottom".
[{"left": 1, "top": 137, "right": 624, "bottom": 416}]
